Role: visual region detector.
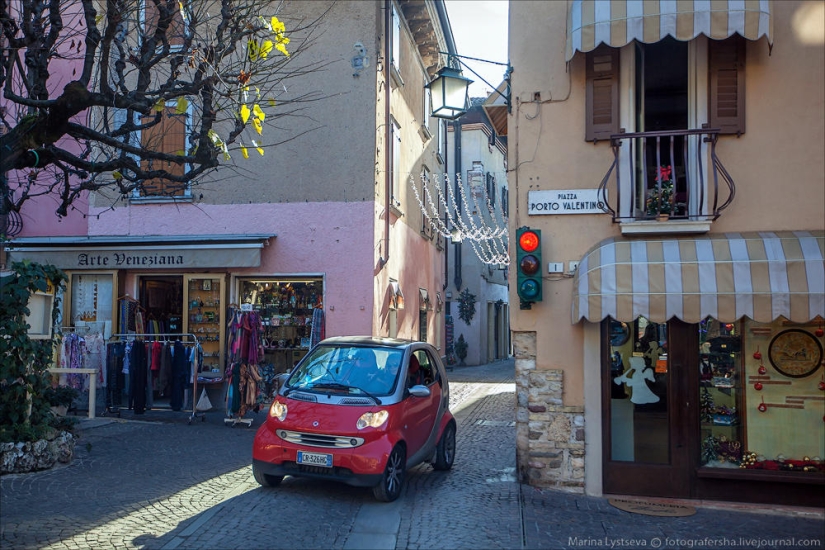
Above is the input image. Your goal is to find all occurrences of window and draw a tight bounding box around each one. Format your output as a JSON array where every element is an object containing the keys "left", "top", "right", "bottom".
[
  {"left": 391, "top": 5, "right": 401, "bottom": 71},
  {"left": 418, "top": 310, "right": 428, "bottom": 343},
  {"left": 391, "top": 117, "right": 401, "bottom": 208},
  {"left": 501, "top": 187, "right": 509, "bottom": 218},
  {"left": 423, "top": 76, "right": 431, "bottom": 132},
  {"left": 421, "top": 167, "right": 433, "bottom": 238},
  {"left": 141, "top": 0, "right": 190, "bottom": 51},
  {"left": 437, "top": 119, "right": 445, "bottom": 164},
  {"left": 586, "top": 36, "right": 745, "bottom": 221},
  {"left": 486, "top": 173, "right": 496, "bottom": 208},
  {"left": 138, "top": 103, "right": 191, "bottom": 198}
]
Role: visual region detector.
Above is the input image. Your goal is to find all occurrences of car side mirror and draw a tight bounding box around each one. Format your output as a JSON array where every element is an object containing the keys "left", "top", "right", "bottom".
[{"left": 408, "top": 385, "right": 431, "bottom": 398}]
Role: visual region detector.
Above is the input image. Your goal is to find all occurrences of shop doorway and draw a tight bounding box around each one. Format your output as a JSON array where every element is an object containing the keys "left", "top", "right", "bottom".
[
  {"left": 139, "top": 276, "right": 184, "bottom": 334},
  {"left": 602, "top": 318, "right": 697, "bottom": 498}
]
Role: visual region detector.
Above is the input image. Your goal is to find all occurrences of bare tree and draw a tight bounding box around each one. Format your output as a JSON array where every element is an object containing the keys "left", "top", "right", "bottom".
[{"left": 0, "top": 0, "right": 330, "bottom": 221}]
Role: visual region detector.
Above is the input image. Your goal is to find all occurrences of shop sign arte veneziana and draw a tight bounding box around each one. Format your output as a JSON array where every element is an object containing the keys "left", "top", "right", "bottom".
[{"left": 528, "top": 189, "right": 606, "bottom": 215}]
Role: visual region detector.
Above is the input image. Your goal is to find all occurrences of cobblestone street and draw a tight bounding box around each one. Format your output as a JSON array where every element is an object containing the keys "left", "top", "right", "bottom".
[{"left": 2, "top": 359, "right": 823, "bottom": 549}]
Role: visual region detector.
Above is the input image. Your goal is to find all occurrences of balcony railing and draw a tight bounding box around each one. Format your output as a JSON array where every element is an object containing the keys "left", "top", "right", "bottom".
[{"left": 598, "top": 128, "right": 735, "bottom": 223}]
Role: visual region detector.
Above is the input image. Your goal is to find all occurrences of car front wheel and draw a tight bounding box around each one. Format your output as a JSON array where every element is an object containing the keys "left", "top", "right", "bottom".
[
  {"left": 433, "top": 421, "right": 456, "bottom": 471},
  {"left": 373, "top": 445, "right": 405, "bottom": 502},
  {"left": 253, "top": 463, "right": 284, "bottom": 488}
]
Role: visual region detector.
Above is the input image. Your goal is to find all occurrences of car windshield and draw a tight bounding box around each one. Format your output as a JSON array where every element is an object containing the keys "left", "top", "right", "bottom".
[{"left": 286, "top": 345, "right": 404, "bottom": 396}]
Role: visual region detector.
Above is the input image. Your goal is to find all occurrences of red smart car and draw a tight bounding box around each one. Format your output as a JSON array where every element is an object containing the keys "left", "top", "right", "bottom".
[{"left": 252, "top": 337, "right": 456, "bottom": 501}]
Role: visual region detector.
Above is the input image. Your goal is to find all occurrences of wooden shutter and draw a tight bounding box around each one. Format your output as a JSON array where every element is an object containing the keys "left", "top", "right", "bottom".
[
  {"left": 143, "top": 1, "right": 186, "bottom": 48},
  {"left": 709, "top": 36, "right": 745, "bottom": 135},
  {"left": 585, "top": 46, "right": 619, "bottom": 142},
  {"left": 140, "top": 107, "right": 187, "bottom": 197}
]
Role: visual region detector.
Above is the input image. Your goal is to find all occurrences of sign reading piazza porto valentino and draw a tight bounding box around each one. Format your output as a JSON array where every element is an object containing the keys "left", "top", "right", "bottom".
[{"left": 528, "top": 189, "right": 606, "bottom": 215}]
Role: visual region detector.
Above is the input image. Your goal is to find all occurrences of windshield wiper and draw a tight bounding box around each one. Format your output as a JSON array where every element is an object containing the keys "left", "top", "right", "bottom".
[{"left": 312, "top": 383, "right": 381, "bottom": 405}]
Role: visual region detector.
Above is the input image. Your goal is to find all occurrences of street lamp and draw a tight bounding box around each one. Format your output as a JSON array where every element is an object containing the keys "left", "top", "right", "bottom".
[
  {"left": 426, "top": 52, "right": 512, "bottom": 120},
  {"left": 426, "top": 66, "right": 472, "bottom": 120}
]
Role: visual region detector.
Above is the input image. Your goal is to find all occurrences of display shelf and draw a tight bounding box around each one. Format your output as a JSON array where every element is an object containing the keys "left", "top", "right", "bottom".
[
  {"left": 699, "top": 330, "right": 744, "bottom": 467},
  {"left": 184, "top": 276, "right": 225, "bottom": 379}
]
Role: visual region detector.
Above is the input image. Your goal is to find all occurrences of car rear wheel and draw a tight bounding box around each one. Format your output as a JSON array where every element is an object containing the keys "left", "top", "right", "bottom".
[
  {"left": 433, "top": 421, "right": 456, "bottom": 471},
  {"left": 253, "top": 464, "right": 284, "bottom": 488},
  {"left": 373, "top": 445, "right": 405, "bottom": 502}
]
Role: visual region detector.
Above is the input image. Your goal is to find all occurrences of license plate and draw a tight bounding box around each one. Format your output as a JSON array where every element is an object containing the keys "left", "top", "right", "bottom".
[{"left": 297, "top": 451, "right": 333, "bottom": 468}]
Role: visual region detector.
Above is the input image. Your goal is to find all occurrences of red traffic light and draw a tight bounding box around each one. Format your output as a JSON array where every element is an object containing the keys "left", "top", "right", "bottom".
[{"left": 519, "top": 230, "right": 540, "bottom": 253}]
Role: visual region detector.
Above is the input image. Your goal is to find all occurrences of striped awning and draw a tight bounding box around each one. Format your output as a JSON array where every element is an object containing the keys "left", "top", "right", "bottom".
[
  {"left": 566, "top": 0, "right": 774, "bottom": 61},
  {"left": 572, "top": 231, "right": 825, "bottom": 324}
]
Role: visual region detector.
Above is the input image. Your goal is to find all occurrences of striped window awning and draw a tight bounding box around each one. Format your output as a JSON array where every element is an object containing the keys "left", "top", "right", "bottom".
[
  {"left": 566, "top": 0, "right": 774, "bottom": 61},
  {"left": 572, "top": 231, "right": 825, "bottom": 324}
]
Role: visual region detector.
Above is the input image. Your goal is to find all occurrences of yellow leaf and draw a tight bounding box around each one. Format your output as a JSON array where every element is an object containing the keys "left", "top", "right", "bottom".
[
  {"left": 275, "top": 43, "right": 290, "bottom": 57},
  {"left": 252, "top": 140, "right": 264, "bottom": 156},
  {"left": 95, "top": 14, "right": 104, "bottom": 25},
  {"left": 223, "top": 150, "right": 231, "bottom": 161},
  {"left": 268, "top": 98, "right": 277, "bottom": 107},
  {"left": 240, "top": 104, "right": 251, "bottom": 124},
  {"left": 252, "top": 104, "right": 265, "bottom": 121},
  {"left": 253, "top": 118, "right": 263, "bottom": 135},
  {"left": 241, "top": 144, "right": 249, "bottom": 159},
  {"left": 175, "top": 97, "right": 188, "bottom": 114},
  {"left": 112, "top": 171, "right": 122, "bottom": 180},
  {"left": 208, "top": 129, "right": 221, "bottom": 145},
  {"left": 260, "top": 40, "right": 273, "bottom": 59},
  {"left": 176, "top": 150, "right": 185, "bottom": 156},
  {"left": 248, "top": 39, "right": 259, "bottom": 62},
  {"left": 271, "top": 16, "right": 285, "bottom": 33},
  {"left": 152, "top": 99, "right": 165, "bottom": 112}
]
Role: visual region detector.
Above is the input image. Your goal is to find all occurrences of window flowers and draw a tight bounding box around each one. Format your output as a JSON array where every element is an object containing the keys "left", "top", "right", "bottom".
[{"left": 645, "top": 165, "right": 674, "bottom": 217}]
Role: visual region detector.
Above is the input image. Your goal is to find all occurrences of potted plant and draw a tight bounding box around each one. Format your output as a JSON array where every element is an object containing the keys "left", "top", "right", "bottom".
[
  {"left": 454, "top": 334, "right": 468, "bottom": 365},
  {"left": 645, "top": 165, "right": 674, "bottom": 220},
  {"left": 44, "top": 385, "right": 79, "bottom": 417}
]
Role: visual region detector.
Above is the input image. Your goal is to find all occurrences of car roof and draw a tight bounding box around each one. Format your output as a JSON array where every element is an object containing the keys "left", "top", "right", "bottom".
[{"left": 317, "top": 336, "right": 428, "bottom": 350}]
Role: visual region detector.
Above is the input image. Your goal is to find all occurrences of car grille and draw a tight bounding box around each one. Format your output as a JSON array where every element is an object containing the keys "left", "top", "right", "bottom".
[
  {"left": 278, "top": 430, "right": 364, "bottom": 448},
  {"left": 339, "top": 397, "right": 374, "bottom": 405},
  {"left": 288, "top": 392, "right": 318, "bottom": 403}
]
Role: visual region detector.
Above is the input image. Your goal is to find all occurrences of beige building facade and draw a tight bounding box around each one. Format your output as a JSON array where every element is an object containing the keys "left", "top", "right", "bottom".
[{"left": 504, "top": 0, "right": 824, "bottom": 507}]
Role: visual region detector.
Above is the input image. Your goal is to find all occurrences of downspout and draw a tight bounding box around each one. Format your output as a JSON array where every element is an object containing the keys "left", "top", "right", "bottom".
[
  {"left": 453, "top": 120, "right": 462, "bottom": 291},
  {"left": 380, "top": 0, "right": 392, "bottom": 270}
]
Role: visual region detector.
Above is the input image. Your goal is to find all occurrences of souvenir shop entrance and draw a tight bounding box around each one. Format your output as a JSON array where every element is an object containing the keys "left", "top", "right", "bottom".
[{"left": 139, "top": 276, "right": 184, "bottom": 334}]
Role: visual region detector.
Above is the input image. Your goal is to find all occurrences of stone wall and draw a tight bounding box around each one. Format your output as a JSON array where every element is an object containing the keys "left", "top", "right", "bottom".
[
  {"left": 514, "top": 331, "right": 585, "bottom": 491},
  {"left": 0, "top": 430, "right": 76, "bottom": 475}
]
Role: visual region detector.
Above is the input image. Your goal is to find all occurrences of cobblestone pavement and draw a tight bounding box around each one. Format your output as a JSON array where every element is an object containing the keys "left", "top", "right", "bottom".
[{"left": 2, "top": 359, "right": 823, "bottom": 550}]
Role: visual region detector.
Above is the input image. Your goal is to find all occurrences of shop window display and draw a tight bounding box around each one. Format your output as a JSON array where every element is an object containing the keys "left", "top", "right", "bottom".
[
  {"left": 699, "top": 317, "right": 825, "bottom": 475},
  {"left": 239, "top": 279, "right": 324, "bottom": 374}
]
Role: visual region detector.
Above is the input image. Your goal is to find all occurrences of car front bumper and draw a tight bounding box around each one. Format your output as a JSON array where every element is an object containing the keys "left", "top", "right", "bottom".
[{"left": 253, "top": 423, "right": 393, "bottom": 488}]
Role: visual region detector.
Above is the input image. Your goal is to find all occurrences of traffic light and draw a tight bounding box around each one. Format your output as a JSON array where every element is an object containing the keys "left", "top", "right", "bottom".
[{"left": 516, "top": 227, "right": 542, "bottom": 308}]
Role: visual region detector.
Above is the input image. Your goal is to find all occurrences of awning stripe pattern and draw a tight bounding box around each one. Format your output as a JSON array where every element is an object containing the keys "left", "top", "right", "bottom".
[
  {"left": 572, "top": 231, "right": 825, "bottom": 324},
  {"left": 566, "top": 0, "right": 774, "bottom": 61}
]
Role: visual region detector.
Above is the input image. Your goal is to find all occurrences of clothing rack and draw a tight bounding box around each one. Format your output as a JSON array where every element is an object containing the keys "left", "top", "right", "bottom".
[{"left": 106, "top": 333, "right": 204, "bottom": 422}]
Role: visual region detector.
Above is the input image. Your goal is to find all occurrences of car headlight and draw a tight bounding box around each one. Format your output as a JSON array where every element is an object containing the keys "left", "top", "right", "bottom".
[
  {"left": 356, "top": 410, "right": 389, "bottom": 430},
  {"left": 269, "top": 400, "right": 288, "bottom": 421}
]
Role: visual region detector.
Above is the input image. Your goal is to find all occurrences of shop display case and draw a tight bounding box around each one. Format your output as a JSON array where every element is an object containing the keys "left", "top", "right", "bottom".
[
  {"left": 238, "top": 278, "right": 324, "bottom": 373},
  {"left": 699, "top": 325, "right": 744, "bottom": 468},
  {"left": 184, "top": 275, "right": 225, "bottom": 377}
]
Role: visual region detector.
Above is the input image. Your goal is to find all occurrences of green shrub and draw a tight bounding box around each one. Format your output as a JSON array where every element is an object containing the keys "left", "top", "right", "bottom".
[{"left": 0, "top": 260, "right": 68, "bottom": 443}]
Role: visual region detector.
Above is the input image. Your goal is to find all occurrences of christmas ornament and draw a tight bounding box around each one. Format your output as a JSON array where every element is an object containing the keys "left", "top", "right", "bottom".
[
  {"left": 816, "top": 322, "right": 824, "bottom": 337},
  {"left": 758, "top": 397, "right": 767, "bottom": 413},
  {"left": 753, "top": 347, "right": 762, "bottom": 360},
  {"left": 754, "top": 381, "right": 763, "bottom": 391},
  {"left": 758, "top": 364, "right": 767, "bottom": 375}
]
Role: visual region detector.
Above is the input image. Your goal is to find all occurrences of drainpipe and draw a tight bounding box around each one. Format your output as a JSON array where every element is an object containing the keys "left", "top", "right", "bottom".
[
  {"left": 453, "top": 119, "right": 462, "bottom": 291},
  {"left": 380, "top": 0, "right": 392, "bottom": 270}
]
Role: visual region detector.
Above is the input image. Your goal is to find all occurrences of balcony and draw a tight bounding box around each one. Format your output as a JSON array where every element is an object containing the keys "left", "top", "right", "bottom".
[{"left": 598, "top": 128, "right": 735, "bottom": 235}]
